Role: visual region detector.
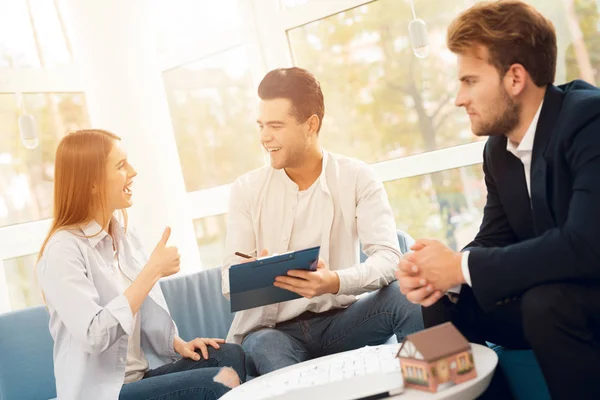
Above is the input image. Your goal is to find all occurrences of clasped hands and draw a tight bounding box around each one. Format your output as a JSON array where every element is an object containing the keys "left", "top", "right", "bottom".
[{"left": 396, "top": 239, "right": 466, "bottom": 307}]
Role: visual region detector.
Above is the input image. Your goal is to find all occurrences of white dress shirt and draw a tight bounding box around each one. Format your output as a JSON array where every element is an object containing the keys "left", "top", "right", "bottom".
[
  {"left": 278, "top": 177, "right": 328, "bottom": 322},
  {"left": 221, "top": 151, "right": 402, "bottom": 344},
  {"left": 459, "top": 101, "right": 544, "bottom": 288}
]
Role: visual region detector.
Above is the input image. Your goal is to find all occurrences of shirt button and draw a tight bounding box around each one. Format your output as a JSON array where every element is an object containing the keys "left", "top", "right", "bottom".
[{"left": 119, "top": 357, "right": 124, "bottom": 363}]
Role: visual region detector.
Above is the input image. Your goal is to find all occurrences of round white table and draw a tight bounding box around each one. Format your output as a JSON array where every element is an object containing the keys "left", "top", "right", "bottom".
[{"left": 223, "top": 343, "right": 498, "bottom": 400}]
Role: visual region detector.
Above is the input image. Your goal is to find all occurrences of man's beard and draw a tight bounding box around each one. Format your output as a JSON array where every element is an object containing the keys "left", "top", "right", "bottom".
[{"left": 475, "top": 87, "right": 521, "bottom": 137}]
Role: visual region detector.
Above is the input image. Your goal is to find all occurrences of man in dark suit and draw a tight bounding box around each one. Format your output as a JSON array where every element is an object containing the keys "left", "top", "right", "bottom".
[{"left": 397, "top": 1, "right": 600, "bottom": 399}]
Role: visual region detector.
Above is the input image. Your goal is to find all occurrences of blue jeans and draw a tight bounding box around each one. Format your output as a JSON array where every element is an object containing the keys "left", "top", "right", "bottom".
[
  {"left": 119, "top": 343, "right": 246, "bottom": 400},
  {"left": 242, "top": 281, "right": 423, "bottom": 375}
]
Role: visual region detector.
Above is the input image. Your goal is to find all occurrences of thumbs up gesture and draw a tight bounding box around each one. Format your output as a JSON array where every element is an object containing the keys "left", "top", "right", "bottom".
[{"left": 147, "top": 227, "right": 181, "bottom": 278}]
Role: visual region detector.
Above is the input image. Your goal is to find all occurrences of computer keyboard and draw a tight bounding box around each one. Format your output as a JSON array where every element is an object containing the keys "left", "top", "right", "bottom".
[
  {"left": 287, "top": 344, "right": 401, "bottom": 386},
  {"left": 231, "top": 344, "right": 403, "bottom": 400}
]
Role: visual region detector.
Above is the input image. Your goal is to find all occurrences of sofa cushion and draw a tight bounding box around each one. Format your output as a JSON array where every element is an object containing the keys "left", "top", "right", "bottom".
[
  {"left": 160, "top": 267, "right": 234, "bottom": 341},
  {"left": 0, "top": 306, "right": 56, "bottom": 400},
  {"left": 488, "top": 344, "right": 551, "bottom": 400}
]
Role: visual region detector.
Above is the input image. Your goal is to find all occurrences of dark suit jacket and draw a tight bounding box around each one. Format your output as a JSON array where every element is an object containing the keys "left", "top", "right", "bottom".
[{"left": 464, "top": 80, "right": 600, "bottom": 311}]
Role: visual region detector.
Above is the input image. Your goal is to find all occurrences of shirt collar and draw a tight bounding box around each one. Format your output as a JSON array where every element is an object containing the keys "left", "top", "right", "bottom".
[
  {"left": 80, "top": 215, "right": 125, "bottom": 249},
  {"left": 506, "top": 100, "right": 543, "bottom": 155},
  {"left": 277, "top": 150, "right": 327, "bottom": 191}
]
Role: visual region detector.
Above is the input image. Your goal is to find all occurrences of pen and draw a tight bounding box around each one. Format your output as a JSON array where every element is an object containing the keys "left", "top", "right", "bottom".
[
  {"left": 235, "top": 251, "right": 252, "bottom": 259},
  {"left": 356, "top": 387, "right": 403, "bottom": 400}
]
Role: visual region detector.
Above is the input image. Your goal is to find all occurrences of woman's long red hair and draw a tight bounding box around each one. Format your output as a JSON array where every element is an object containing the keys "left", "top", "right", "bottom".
[{"left": 38, "top": 129, "right": 123, "bottom": 260}]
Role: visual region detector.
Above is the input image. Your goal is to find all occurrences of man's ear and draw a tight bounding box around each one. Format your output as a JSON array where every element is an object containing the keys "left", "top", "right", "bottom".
[
  {"left": 91, "top": 183, "right": 98, "bottom": 194},
  {"left": 504, "top": 63, "right": 528, "bottom": 97},
  {"left": 307, "top": 114, "right": 320, "bottom": 136}
]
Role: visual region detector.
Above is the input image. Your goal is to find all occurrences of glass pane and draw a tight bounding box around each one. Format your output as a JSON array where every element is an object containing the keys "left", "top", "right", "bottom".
[
  {"left": 528, "top": 0, "right": 600, "bottom": 85},
  {"left": 385, "top": 164, "right": 485, "bottom": 252},
  {"left": 288, "top": 0, "right": 478, "bottom": 164},
  {"left": 156, "top": 0, "right": 243, "bottom": 54},
  {"left": 164, "top": 47, "right": 264, "bottom": 192},
  {"left": 0, "top": 0, "right": 71, "bottom": 68},
  {"left": 287, "top": 0, "right": 600, "bottom": 163},
  {"left": 3, "top": 253, "right": 44, "bottom": 312},
  {"left": 0, "top": 93, "right": 90, "bottom": 228},
  {"left": 194, "top": 214, "right": 227, "bottom": 269}
]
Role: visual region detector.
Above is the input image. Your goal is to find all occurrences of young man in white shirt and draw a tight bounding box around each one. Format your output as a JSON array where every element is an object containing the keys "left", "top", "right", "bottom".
[{"left": 221, "top": 67, "right": 423, "bottom": 375}]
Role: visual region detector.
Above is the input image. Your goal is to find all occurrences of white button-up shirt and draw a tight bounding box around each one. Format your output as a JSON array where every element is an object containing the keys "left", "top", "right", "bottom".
[
  {"left": 37, "top": 218, "right": 179, "bottom": 400},
  {"left": 222, "top": 151, "right": 402, "bottom": 344}
]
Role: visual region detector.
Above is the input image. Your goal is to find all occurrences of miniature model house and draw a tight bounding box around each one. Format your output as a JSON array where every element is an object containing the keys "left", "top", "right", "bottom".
[{"left": 396, "top": 322, "right": 477, "bottom": 392}]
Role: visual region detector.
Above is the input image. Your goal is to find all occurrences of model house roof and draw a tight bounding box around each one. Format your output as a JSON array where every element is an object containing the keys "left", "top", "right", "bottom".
[{"left": 397, "top": 322, "right": 470, "bottom": 362}]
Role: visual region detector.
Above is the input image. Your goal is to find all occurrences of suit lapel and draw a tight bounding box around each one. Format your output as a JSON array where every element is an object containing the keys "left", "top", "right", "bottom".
[
  {"left": 496, "top": 140, "right": 535, "bottom": 239},
  {"left": 530, "top": 85, "right": 564, "bottom": 234}
]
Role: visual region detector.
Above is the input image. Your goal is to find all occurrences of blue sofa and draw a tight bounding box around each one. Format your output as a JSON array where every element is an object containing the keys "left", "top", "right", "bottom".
[{"left": 0, "top": 231, "right": 550, "bottom": 400}]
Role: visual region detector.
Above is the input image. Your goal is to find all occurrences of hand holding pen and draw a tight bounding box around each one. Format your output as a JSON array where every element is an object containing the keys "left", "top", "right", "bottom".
[{"left": 235, "top": 249, "right": 269, "bottom": 263}]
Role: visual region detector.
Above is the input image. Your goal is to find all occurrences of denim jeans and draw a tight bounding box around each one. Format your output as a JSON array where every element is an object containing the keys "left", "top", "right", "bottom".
[
  {"left": 119, "top": 343, "right": 246, "bottom": 400},
  {"left": 242, "top": 281, "right": 423, "bottom": 375}
]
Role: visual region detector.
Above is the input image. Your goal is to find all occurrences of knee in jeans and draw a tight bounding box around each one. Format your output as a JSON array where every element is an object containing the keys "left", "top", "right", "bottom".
[
  {"left": 243, "top": 329, "right": 300, "bottom": 362},
  {"left": 219, "top": 343, "right": 245, "bottom": 362},
  {"left": 242, "top": 330, "right": 276, "bottom": 357},
  {"left": 213, "top": 367, "right": 241, "bottom": 389},
  {"left": 380, "top": 281, "right": 411, "bottom": 304},
  {"left": 374, "top": 281, "right": 401, "bottom": 305},
  {"left": 380, "top": 282, "right": 421, "bottom": 313}
]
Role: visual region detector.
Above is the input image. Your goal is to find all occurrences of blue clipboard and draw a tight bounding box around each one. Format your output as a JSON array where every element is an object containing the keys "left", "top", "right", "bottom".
[{"left": 229, "top": 246, "right": 320, "bottom": 312}]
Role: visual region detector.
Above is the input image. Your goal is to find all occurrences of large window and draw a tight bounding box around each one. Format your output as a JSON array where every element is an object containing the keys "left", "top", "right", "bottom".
[
  {"left": 3, "top": 253, "right": 43, "bottom": 312},
  {"left": 0, "top": 0, "right": 72, "bottom": 68},
  {"left": 163, "top": 47, "right": 265, "bottom": 192},
  {"left": 0, "top": 93, "right": 90, "bottom": 228},
  {"left": 386, "top": 164, "right": 485, "bottom": 251},
  {"left": 0, "top": 0, "right": 86, "bottom": 314},
  {"left": 193, "top": 214, "right": 228, "bottom": 269},
  {"left": 288, "top": 0, "right": 478, "bottom": 164}
]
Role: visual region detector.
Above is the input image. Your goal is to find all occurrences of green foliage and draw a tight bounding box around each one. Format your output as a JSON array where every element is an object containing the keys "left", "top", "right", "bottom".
[
  {"left": 0, "top": 93, "right": 90, "bottom": 227},
  {"left": 565, "top": 0, "right": 600, "bottom": 83}
]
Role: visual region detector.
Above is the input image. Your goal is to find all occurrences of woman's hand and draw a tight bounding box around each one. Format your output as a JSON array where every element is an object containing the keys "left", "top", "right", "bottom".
[
  {"left": 173, "top": 336, "right": 225, "bottom": 360},
  {"left": 147, "top": 227, "right": 180, "bottom": 279}
]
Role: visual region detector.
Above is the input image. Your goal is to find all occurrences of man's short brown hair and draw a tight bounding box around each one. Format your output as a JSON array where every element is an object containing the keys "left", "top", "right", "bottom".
[
  {"left": 258, "top": 67, "right": 325, "bottom": 133},
  {"left": 447, "top": 0, "right": 557, "bottom": 87}
]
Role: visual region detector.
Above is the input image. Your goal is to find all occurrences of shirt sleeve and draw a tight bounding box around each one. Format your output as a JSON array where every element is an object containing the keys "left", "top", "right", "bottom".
[
  {"left": 221, "top": 178, "right": 256, "bottom": 299},
  {"left": 461, "top": 251, "right": 472, "bottom": 286},
  {"left": 37, "top": 239, "right": 134, "bottom": 355},
  {"left": 336, "top": 165, "right": 401, "bottom": 296},
  {"left": 447, "top": 251, "right": 472, "bottom": 294}
]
